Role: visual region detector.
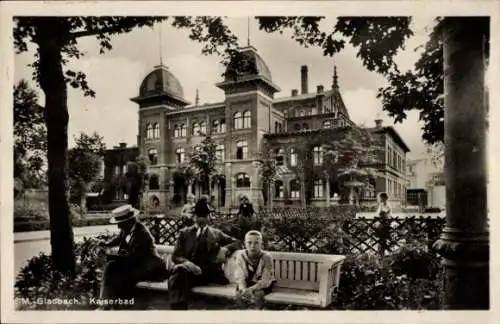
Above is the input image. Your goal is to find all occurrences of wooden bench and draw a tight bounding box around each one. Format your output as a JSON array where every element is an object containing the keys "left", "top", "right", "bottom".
[{"left": 114, "top": 245, "right": 345, "bottom": 308}]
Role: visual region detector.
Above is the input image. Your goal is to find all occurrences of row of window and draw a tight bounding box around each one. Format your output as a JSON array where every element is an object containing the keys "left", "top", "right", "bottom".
[
  {"left": 388, "top": 178, "right": 406, "bottom": 199},
  {"left": 282, "top": 106, "right": 337, "bottom": 119},
  {"left": 291, "top": 119, "right": 345, "bottom": 132},
  {"left": 274, "top": 146, "right": 324, "bottom": 166},
  {"left": 145, "top": 123, "right": 160, "bottom": 139},
  {"left": 274, "top": 179, "right": 326, "bottom": 198},
  {"left": 387, "top": 146, "right": 405, "bottom": 172},
  {"left": 171, "top": 111, "right": 251, "bottom": 139}
]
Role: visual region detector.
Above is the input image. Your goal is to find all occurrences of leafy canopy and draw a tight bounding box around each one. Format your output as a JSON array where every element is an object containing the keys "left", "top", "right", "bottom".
[
  {"left": 68, "top": 132, "right": 106, "bottom": 196},
  {"left": 13, "top": 79, "right": 47, "bottom": 190}
]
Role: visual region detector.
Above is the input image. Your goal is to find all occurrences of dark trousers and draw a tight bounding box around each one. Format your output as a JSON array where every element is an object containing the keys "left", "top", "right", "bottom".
[
  {"left": 99, "top": 257, "right": 168, "bottom": 308},
  {"left": 168, "top": 263, "right": 228, "bottom": 309}
]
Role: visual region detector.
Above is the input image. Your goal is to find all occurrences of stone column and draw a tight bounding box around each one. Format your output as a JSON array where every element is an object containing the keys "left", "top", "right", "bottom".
[{"left": 433, "top": 17, "right": 489, "bottom": 309}]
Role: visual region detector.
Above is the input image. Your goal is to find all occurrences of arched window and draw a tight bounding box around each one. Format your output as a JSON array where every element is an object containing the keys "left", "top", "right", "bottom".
[
  {"left": 313, "top": 179, "right": 324, "bottom": 198},
  {"left": 302, "top": 123, "right": 309, "bottom": 130},
  {"left": 290, "top": 179, "right": 300, "bottom": 198},
  {"left": 192, "top": 122, "right": 200, "bottom": 135},
  {"left": 313, "top": 146, "right": 323, "bottom": 165},
  {"left": 212, "top": 120, "right": 219, "bottom": 134},
  {"left": 199, "top": 121, "right": 207, "bottom": 135},
  {"left": 236, "top": 141, "right": 248, "bottom": 160},
  {"left": 236, "top": 173, "right": 251, "bottom": 188},
  {"left": 243, "top": 110, "right": 251, "bottom": 128},
  {"left": 149, "top": 174, "right": 160, "bottom": 190},
  {"left": 175, "top": 147, "right": 185, "bottom": 164},
  {"left": 294, "top": 124, "right": 301, "bottom": 131},
  {"left": 173, "top": 124, "right": 180, "bottom": 138},
  {"left": 322, "top": 120, "right": 331, "bottom": 129},
  {"left": 297, "top": 110, "right": 305, "bottom": 117},
  {"left": 275, "top": 180, "right": 284, "bottom": 198},
  {"left": 146, "top": 123, "right": 153, "bottom": 139},
  {"left": 274, "top": 121, "right": 279, "bottom": 133},
  {"left": 275, "top": 148, "right": 284, "bottom": 166},
  {"left": 216, "top": 144, "right": 225, "bottom": 161},
  {"left": 289, "top": 148, "right": 297, "bottom": 167},
  {"left": 152, "top": 123, "right": 160, "bottom": 138},
  {"left": 180, "top": 124, "right": 187, "bottom": 137},
  {"left": 278, "top": 123, "right": 282, "bottom": 132},
  {"left": 148, "top": 149, "right": 158, "bottom": 165},
  {"left": 233, "top": 112, "right": 243, "bottom": 130}
]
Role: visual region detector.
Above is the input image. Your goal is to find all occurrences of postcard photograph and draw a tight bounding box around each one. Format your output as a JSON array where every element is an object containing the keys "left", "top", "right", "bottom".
[{"left": 1, "top": 1, "right": 498, "bottom": 323}]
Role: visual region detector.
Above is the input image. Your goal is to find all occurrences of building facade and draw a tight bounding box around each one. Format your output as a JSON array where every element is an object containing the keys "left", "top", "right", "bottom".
[
  {"left": 103, "top": 143, "right": 139, "bottom": 201},
  {"left": 131, "top": 45, "right": 409, "bottom": 210}
]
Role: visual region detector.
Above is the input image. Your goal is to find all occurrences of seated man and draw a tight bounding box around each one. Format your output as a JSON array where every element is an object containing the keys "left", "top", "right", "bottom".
[
  {"left": 98, "top": 204, "right": 168, "bottom": 309},
  {"left": 168, "top": 199, "right": 241, "bottom": 310},
  {"left": 232, "top": 230, "right": 275, "bottom": 308}
]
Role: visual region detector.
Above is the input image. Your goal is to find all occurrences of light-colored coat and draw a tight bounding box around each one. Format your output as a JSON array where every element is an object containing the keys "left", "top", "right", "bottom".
[{"left": 226, "top": 249, "right": 275, "bottom": 290}]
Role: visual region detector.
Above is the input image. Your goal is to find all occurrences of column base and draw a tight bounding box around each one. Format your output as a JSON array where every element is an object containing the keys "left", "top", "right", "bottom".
[{"left": 433, "top": 227, "right": 489, "bottom": 309}]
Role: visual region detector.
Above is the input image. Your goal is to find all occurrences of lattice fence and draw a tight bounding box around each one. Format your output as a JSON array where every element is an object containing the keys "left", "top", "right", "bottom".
[{"left": 141, "top": 211, "right": 445, "bottom": 256}]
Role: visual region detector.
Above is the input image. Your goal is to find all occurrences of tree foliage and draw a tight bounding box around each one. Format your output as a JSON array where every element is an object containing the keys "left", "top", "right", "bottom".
[
  {"left": 13, "top": 80, "right": 47, "bottom": 192},
  {"left": 188, "top": 135, "right": 221, "bottom": 194},
  {"left": 123, "top": 156, "right": 150, "bottom": 210},
  {"left": 256, "top": 17, "right": 414, "bottom": 75},
  {"left": 68, "top": 132, "right": 106, "bottom": 210}
]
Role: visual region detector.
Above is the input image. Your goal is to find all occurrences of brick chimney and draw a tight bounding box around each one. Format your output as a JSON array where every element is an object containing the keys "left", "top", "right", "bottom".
[
  {"left": 301, "top": 65, "right": 308, "bottom": 94},
  {"left": 291, "top": 89, "right": 298, "bottom": 97},
  {"left": 317, "top": 85, "right": 324, "bottom": 93},
  {"left": 119, "top": 142, "right": 127, "bottom": 148},
  {"left": 375, "top": 119, "right": 383, "bottom": 128}
]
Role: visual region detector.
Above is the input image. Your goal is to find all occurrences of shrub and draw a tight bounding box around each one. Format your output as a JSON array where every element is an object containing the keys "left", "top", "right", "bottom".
[
  {"left": 334, "top": 250, "right": 444, "bottom": 310},
  {"left": 15, "top": 234, "right": 113, "bottom": 310}
]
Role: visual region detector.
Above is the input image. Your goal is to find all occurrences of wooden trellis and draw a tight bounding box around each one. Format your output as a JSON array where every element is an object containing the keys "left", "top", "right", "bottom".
[{"left": 141, "top": 212, "right": 445, "bottom": 256}]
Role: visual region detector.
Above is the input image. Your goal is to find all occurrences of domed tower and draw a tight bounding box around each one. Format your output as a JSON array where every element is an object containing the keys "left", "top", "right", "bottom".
[
  {"left": 216, "top": 46, "right": 280, "bottom": 209},
  {"left": 131, "top": 64, "right": 190, "bottom": 211}
]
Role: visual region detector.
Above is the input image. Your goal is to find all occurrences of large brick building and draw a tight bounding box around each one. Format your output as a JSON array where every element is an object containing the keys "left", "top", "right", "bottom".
[{"left": 131, "top": 45, "right": 409, "bottom": 210}]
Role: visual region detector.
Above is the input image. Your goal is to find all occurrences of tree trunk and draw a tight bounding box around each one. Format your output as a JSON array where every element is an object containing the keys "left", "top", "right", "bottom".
[{"left": 37, "top": 19, "right": 75, "bottom": 275}]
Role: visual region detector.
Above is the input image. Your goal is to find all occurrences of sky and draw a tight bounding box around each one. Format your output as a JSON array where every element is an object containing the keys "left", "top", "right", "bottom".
[{"left": 14, "top": 16, "right": 438, "bottom": 159}]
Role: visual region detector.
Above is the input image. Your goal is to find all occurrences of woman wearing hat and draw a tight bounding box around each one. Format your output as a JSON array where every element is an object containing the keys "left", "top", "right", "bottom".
[{"left": 98, "top": 204, "right": 168, "bottom": 309}]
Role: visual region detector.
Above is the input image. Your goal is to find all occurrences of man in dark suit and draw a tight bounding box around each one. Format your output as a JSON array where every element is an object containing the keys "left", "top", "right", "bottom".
[
  {"left": 98, "top": 204, "right": 168, "bottom": 309},
  {"left": 168, "top": 198, "right": 241, "bottom": 309}
]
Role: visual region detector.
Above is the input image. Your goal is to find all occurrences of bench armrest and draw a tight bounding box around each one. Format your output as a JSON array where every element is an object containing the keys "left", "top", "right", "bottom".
[{"left": 317, "top": 257, "right": 346, "bottom": 308}]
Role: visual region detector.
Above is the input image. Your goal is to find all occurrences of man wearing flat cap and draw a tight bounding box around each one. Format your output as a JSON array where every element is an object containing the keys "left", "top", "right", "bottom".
[
  {"left": 98, "top": 204, "right": 168, "bottom": 309},
  {"left": 168, "top": 197, "right": 241, "bottom": 309}
]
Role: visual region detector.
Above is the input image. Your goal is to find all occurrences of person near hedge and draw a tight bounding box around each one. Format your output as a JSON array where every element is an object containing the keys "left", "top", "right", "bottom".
[
  {"left": 237, "top": 195, "right": 255, "bottom": 218},
  {"left": 376, "top": 192, "right": 391, "bottom": 218},
  {"left": 376, "top": 192, "right": 391, "bottom": 254},
  {"left": 97, "top": 204, "right": 168, "bottom": 310},
  {"left": 181, "top": 193, "right": 196, "bottom": 226},
  {"left": 168, "top": 198, "right": 241, "bottom": 310},
  {"left": 232, "top": 230, "right": 276, "bottom": 309}
]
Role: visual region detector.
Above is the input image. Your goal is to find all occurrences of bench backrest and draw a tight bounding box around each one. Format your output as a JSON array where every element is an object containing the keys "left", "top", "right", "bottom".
[{"left": 155, "top": 245, "right": 344, "bottom": 293}]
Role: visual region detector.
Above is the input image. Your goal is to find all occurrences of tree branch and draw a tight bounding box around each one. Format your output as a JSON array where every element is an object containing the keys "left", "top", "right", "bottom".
[{"left": 70, "top": 26, "right": 129, "bottom": 39}]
